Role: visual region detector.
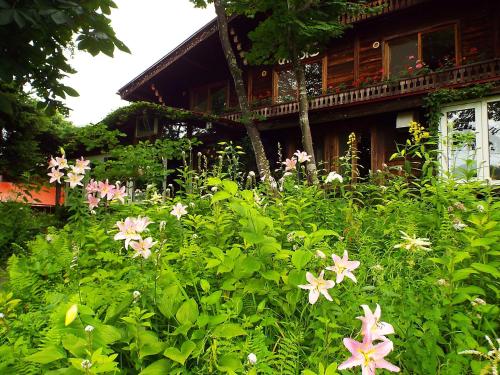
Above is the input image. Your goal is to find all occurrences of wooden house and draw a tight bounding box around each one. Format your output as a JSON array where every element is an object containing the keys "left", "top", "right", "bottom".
[{"left": 118, "top": 0, "right": 500, "bottom": 181}]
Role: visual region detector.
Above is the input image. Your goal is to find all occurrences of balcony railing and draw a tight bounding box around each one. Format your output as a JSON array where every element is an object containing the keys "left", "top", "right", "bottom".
[
  {"left": 222, "top": 59, "right": 500, "bottom": 122},
  {"left": 341, "top": 0, "right": 432, "bottom": 24}
]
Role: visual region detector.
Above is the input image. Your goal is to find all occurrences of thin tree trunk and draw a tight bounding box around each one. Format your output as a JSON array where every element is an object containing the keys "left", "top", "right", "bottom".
[
  {"left": 213, "top": 0, "right": 271, "bottom": 179},
  {"left": 292, "top": 56, "right": 319, "bottom": 184}
]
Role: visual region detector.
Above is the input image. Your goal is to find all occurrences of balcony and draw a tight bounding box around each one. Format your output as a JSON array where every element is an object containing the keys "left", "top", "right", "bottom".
[{"left": 222, "top": 59, "right": 500, "bottom": 122}]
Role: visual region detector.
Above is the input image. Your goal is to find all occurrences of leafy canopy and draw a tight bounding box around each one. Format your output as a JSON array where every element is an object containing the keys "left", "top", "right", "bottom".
[{"left": 0, "top": 0, "right": 130, "bottom": 114}]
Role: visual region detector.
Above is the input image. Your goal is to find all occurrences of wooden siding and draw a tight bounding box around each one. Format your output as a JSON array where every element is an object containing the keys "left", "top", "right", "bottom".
[{"left": 327, "top": 40, "right": 355, "bottom": 89}]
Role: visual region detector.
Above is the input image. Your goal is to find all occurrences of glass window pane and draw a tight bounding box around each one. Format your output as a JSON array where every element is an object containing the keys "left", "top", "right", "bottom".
[
  {"left": 136, "top": 117, "right": 156, "bottom": 138},
  {"left": 388, "top": 35, "right": 418, "bottom": 77},
  {"left": 210, "top": 85, "right": 227, "bottom": 114},
  {"left": 276, "top": 69, "right": 297, "bottom": 103},
  {"left": 487, "top": 100, "right": 500, "bottom": 180},
  {"left": 422, "top": 27, "right": 456, "bottom": 70},
  {"left": 305, "top": 63, "right": 323, "bottom": 97},
  {"left": 447, "top": 108, "right": 477, "bottom": 178}
]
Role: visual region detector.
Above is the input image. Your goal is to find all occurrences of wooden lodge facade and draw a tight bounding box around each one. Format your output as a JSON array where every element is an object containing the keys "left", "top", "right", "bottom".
[{"left": 118, "top": 0, "right": 500, "bottom": 181}]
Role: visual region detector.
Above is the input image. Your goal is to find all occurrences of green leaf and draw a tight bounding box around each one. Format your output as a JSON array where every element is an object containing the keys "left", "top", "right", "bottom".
[
  {"left": 222, "top": 180, "right": 238, "bottom": 195},
  {"left": 212, "top": 191, "right": 232, "bottom": 203},
  {"left": 292, "top": 250, "right": 312, "bottom": 270},
  {"left": 212, "top": 323, "right": 247, "bottom": 338},
  {"left": 164, "top": 340, "right": 196, "bottom": 365},
  {"left": 138, "top": 331, "right": 164, "bottom": 358},
  {"left": 139, "top": 359, "right": 170, "bottom": 375},
  {"left": 26, "top": 345, "right": 66, "bottom": 364},
  {"left": 176, "top": 299, "right": 199, "bottom": 325},
  {"left": 218, "top": 354, "right": 242, "bottom": 372},
  {"left": 260, "top": 270, "right": 280, "bottom": 283},
  {"left": 158, "top": 285, "right": 183, "bottom": 318},
  {"left": 471, "top": 237, "right": 497, "bottom": 247},
  {"left": 471, "top": 263, "right": 500, "bottom": 278},
  {"left": 51, "top": 11, "right": 69, "bottom": 25},
  {"left": 452, "top": 268, "right": 478, "bottom": 282},
  {"left": 62, "top": 86, "right": 80, "bottom": 97},
  {"left": 325, "top": 362, "right": 339, "bottom": 375}
]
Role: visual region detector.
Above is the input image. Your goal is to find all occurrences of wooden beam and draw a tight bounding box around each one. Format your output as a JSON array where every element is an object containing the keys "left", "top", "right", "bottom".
[
  {"left": 354, "top": 36, "right": 360, "bottom": 81},
  {"left": 257, "top": 95, "right": 423, "bottom": 131}
]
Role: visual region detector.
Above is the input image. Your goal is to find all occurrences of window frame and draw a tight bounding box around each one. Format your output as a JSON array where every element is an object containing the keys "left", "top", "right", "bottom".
[
  {"left": 272, "top": 56, "right": 327, "bottom": 104},
  {"left": 135, "top": 116, "right": 158, "bottom": 139},
  {"left": 189, "top": 80, "right": 230, "bottom": 113},
  {"left": 439, "top": 96, "right": 500, "bottom": 182},
  {"left": 383, "top": 22, "right": 460, "bottom": 78}
]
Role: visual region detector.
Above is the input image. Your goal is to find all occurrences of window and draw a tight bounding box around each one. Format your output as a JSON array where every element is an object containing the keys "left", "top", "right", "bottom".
[
  {"left": 190, "top": 82, "right": 228, "bottom": 114},
  {"left": 387, "top": 25, "right": 457, "bottom": 77},
  {"left": 136, "top": 117, "right": 158, "bottom": 138},
  {"left": 440, "top": 97, "right": 500, "bottom": 182},
  {"left": 274, "top": 60, "right": 325, "bottom": 104}
]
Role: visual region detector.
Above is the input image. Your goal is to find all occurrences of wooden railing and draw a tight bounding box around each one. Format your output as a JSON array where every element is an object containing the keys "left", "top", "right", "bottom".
[
  {"left": 341, "top": 0, "right": 432, "bottom": 24},
  {"left": 222, "top": 59, "right": 500, "bottom": 122}
]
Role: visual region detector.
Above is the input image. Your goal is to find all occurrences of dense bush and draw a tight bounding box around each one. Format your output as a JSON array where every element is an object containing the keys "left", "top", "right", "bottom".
[
  {"left": 0, "top": 166, "right": 498, "bottom": 374},
  {"left": 0, "top": 202, "right": 59, "bottom": 263}
]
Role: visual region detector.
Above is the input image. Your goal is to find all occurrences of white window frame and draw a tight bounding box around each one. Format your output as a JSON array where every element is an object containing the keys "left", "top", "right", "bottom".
[{"left": 439, "top": 96, "right": 500, "bottom": 183}]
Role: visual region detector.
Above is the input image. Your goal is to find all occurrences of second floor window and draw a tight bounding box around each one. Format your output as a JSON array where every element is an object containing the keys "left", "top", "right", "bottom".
[
  {"left": 387, "top": 25, "right": 457, "bottom": 77},
  {"left": 191, "top": 83, "right": 228, "bottom": 114},
  {"left": 274, "top": 60, "right": 324, "bottom": 104}
]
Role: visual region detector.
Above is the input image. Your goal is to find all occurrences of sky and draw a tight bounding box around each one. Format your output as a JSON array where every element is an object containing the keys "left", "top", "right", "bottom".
[{"left": 63, "top": 1, "right": 215, "bottom": 126}]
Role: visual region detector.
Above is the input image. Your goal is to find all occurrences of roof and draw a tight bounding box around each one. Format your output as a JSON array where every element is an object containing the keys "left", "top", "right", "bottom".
[
  {"left": 118, "top": 17, "right": 220, "bottom": 100},
  {"left": 0, "top": 182, "right": 63, "bottom": 207}
]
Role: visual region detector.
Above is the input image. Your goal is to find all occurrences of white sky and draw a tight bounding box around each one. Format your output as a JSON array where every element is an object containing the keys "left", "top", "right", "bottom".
[{"left": 64, "top": 1, "right": 215, "bottom": 126}]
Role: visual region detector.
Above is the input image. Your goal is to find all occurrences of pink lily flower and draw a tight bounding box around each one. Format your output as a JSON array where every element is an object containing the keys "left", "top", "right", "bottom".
[
  {"left": 48, "top": 157, "right": 58, "bottom": 169},
  {"left": 114, "top": 218, "right": 141, "bottom": 249},
  {"left": 48, "top": 168, "right": 64, "bottom": 184},
  {"left": 358, "top": 304, "right": 395, "bottom": 342},
  {"left": 338, "top": 335, "right": 400, "bottom": 374},
  {"left": 87, "top": 194, "right": 100, "bottom": 210},
  {"left": 86, "top": 179, "right": 99, "bottom": 194},
  {"left": 55, "top": 156, "right": 68, "bottom": 170},
  {"left": 65, "top": 172, "right": 84, "bottom": 188},
  {"left": 283, "top": 158, "right": 297, "bottom": 171},
  {"left": 70, "top": 164, "right": 86, "bottom": 175},
  {"left": 298, "top": 271, "right": 335, "bottom": 304},
  {"left": 326, "top": 250, "right": 360, "bottom": 284},
  {"left": 75, "top": 157, "right": 91, "bottom": 171},
  {"left": 134, "top": 216, "right": 152, "bottom": 233},
  {"left": 113, "top": 183, "right": 127, "bottom": 204},
  {"left": 130, "top": 237, "right": 157, "bottom": 259},
  {"left": 98, "top": 179, "right": 115, "bottom": 200},
  {"left": 170, "top": 202, "right": 188, "bottom": 220},
  {"left": 294, "top": 150, "right": 312, "bottom": 163}
]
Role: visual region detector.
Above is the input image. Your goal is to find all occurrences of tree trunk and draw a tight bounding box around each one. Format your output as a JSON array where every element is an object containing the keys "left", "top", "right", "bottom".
[
  {"left": 292, "top": 56, "right": 319, "bottom": 184},
  {"left": 213, "top": 0, "right": 271, "bottom": 179}
]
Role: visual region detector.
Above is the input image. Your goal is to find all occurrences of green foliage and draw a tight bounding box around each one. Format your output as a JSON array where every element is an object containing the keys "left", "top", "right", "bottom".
[
  {"left": 63, "top": 123, "right": 125, "bottom": 156},
  {"left": 0, "top": 84, "right": 73, "bottom": 180},
  {"left": 0, "top": 0, "right": 129, "bottom": 114},
  {"left": 0, "top": 150, "right": 498, "bottom": 374},
  {"left": 0, "top": 202, "right": 59, "bottom": 262},
  {"left": 423, "top": 84, "right": 493, "bottom": 134}
]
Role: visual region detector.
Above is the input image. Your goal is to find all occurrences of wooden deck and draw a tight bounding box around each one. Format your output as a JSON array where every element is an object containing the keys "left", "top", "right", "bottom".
[{"left": 222, "top": 59, "right": 500, "bottom": 122}]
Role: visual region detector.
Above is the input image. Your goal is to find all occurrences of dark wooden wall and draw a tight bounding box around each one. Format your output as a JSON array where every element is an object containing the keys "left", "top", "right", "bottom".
[{"left": 245, "top": 0, "right": 497, "bottom": 104}]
